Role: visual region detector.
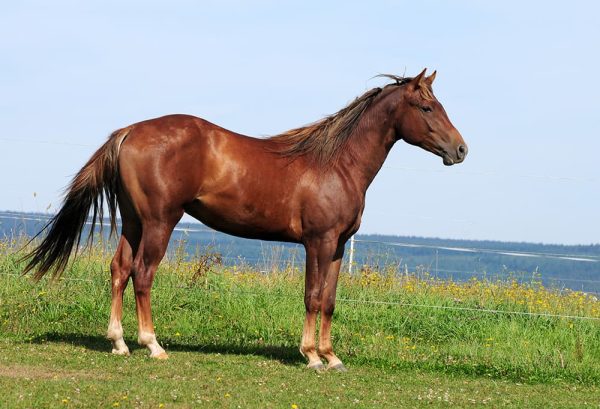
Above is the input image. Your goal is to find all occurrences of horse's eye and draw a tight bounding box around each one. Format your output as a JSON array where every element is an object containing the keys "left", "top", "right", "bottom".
[{"left": 420, "top": 106, "right": 432, "bottom": 113}]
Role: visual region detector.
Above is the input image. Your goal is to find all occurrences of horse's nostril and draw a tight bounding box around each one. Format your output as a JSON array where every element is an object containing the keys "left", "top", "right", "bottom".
[{"left": 457, "top": 144, "right": 468, "bottom": 158}]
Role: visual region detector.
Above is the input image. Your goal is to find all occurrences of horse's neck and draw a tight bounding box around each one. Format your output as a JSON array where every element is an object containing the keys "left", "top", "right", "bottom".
[{"left": 338, "top": 103, "right": 397, "bottom": 193}]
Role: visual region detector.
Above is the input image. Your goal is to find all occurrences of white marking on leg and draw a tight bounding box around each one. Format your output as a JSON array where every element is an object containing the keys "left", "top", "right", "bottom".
[
  {"left": 138, "top": 331, "right": 167, "bottom": 359},
  {"left": 107, "top": 319, "right": 130, "bottom": 356}
]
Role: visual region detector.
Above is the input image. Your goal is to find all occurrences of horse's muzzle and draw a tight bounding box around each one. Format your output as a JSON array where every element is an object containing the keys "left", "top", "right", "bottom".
[{"left": 442, "top": 144, "right": 468, "bottom": 166}]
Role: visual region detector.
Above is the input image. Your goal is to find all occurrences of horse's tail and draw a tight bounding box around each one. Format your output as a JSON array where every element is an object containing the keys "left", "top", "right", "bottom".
[{"left": 21, "top": 128, "right": 131, "bottom": 281}]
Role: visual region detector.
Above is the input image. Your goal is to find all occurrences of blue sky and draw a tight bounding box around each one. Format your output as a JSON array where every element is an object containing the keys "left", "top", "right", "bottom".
[{"left": 1, "top": 1, "right": 598, "bottom": 244}]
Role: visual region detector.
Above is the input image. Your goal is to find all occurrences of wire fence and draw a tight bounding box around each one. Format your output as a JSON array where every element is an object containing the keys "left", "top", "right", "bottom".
[
  {"left": 1, "top": 271, "right": 598, "bottom": 321},
  {"left": 2, "top": 210, "right": 599, "bottom": 320}
]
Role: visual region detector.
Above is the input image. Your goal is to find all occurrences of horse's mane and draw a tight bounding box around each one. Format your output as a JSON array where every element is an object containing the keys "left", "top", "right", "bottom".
[{"left": 268, "top": 74, "right": 415, "bottom": 166}]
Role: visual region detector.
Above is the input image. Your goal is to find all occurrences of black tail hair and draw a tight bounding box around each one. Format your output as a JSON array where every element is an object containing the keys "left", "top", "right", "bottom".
[{"left": 21, "top": 128, "right": 130, "bottom": 280}]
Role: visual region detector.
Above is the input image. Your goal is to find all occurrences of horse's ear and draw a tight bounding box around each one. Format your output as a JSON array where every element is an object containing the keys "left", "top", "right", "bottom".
[
  {"left": 410, "top": 68, "right": 427, "bottom": 90},
  {"left": 425, "top": 70, "right": 437, "bottom": 86}
]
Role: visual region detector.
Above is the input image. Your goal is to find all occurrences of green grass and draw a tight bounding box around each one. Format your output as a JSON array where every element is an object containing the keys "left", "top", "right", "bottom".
[
  {"left": 1, "top": 240, "right": 600, "bottom": 407},
  {"left": 2, "top": 341, "right": 600, "bottom": 408}
]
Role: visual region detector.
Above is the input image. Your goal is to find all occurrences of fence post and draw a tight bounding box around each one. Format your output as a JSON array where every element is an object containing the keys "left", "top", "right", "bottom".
[{"left": 348, "top": 235, "right": 355, "bottom": 274}]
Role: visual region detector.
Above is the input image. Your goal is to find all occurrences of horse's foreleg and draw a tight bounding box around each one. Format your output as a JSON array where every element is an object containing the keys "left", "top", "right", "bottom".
[
  {"left": 132, "top": 222, "right": 173, "bottom": 359},
  {"left": 317, "top": 247, "right": 345, "bottom": 371},
  {"left": 300, "top": 244, "right": 325, "bottom": 370},
  {"left": 107, "top": 230, "right": 138, "bottom": 356}
]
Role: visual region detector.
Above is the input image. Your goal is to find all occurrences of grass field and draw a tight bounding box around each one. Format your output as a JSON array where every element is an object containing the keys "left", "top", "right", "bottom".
[{"left": 1, "top": 239, "right": 600, "bottom": 408}]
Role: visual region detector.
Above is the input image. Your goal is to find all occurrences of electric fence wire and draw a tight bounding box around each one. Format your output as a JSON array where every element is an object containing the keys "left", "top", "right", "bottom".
[{"left": 1, "top": 272, "right": 599, "bottom": 320}]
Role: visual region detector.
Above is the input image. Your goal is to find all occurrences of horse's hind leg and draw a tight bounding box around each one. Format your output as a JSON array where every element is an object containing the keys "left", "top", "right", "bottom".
[
  {"left": 132, "top": 217, "right": 180, "bottom": 359},
  {"left": 107, "top": 222, "right": 140, "bottom": 355}
]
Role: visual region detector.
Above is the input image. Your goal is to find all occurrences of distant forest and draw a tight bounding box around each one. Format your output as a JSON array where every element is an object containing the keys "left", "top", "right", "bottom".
[{"left": 2, "top": 210, "right": 599, "bottom": 293}]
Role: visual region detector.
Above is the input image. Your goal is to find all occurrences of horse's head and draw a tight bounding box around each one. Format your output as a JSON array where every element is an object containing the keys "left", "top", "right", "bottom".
[{"left": 393, "top": 69, "right": 467, "bottom": 166}]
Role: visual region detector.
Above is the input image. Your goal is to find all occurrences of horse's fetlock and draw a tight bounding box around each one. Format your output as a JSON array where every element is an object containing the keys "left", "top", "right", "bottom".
[
  {"left": 318, "top": 345, "right": 333, "bottom": 356},
  {"left": 138, "top": 331, "right": 156, "bottom": 346},
  {"left": 300, "top": 343, "right": 316, "bottom": 356},
  {"left": 107, "top": 321, "right": 123, "bottom": 341}
]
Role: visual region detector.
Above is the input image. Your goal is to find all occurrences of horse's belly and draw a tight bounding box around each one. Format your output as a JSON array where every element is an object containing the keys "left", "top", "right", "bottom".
[{"left": 183, "top": 197, "right": 302, "bottom": 243}]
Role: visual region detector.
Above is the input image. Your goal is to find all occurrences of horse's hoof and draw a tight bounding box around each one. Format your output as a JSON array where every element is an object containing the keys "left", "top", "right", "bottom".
[
  {"left": 328, "top": 363, "right": 347, "bottom": 372},
  {"left": 307, "top": 361, "right": 325, "bottom": 371},
  {"left": 151, "top": 351, "right": 169, "bottom": 360},
  {"left": 111, "top": 348, "right": 130, "bottom": 356}
]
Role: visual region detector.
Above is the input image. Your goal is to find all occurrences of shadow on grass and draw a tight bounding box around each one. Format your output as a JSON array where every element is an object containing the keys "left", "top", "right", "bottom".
[
  {"left": 23, "top": 333, "right": 600, "bottom": 385},
  {"left": 31, "top": 332, "right": 304, "bottom": 365}
]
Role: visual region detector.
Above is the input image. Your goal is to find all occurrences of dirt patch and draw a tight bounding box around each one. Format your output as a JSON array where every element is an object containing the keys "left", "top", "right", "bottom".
[{"left": 0, "top": 364, "right": 106, "bottom": 380}]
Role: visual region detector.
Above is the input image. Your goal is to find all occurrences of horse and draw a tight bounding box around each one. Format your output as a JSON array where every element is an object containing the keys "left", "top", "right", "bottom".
[{"left": 22, "top": 69, "right": 467, "bottom": 371}]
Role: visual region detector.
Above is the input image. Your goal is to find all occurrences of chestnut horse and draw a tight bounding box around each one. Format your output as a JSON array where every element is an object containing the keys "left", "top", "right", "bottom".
[{"left": 23, "top": 69, "right": 467, "bottom": 371}]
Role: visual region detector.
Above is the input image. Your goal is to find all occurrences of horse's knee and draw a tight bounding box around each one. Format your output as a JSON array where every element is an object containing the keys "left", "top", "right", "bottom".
[
  {"left": 322, "top": 303, "right": 335, "bottom": 317},
  {"left": 304, "top": 292, "right": 321, "bottom": 312}
]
